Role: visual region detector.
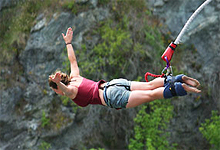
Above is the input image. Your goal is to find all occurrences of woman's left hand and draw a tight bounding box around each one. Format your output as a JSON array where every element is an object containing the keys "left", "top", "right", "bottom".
[{"left": 50, "top": 72, "right": 62, "bottom": 83}]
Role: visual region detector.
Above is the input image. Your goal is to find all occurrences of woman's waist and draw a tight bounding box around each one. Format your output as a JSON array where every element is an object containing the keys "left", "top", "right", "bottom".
[{"left": 99, "top": 83, "right": 107, "bottom": 106}]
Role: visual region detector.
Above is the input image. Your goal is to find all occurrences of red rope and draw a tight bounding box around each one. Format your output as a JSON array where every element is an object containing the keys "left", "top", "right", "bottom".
[{"left": 145, "top": 72, "right": 165, "bottom": 82}]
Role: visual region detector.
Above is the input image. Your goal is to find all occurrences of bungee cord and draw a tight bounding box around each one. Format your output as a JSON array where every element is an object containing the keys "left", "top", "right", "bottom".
[
  {"left": 174, "top": 0, "right": 212, "bottom": 44},
  {"left": 145, "top": 0, "right": 212, "bottom": 82}
]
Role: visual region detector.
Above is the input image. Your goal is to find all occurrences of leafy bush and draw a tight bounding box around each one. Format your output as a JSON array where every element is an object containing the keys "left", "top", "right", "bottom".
[
  {"left": 38, "top": 141, "right": 51, "bottom": 150},
  {"left": 76, "top": 18, "right": 134, "bottom": 79},
  {"left": 199, "top": 110, "right": 220, "bottom": 150},
  {"left": 41, "top": 111, "right": 50, "bottom": 128},
  {"left": 129, "top": 100, "right": 177, "bottom": 150}
]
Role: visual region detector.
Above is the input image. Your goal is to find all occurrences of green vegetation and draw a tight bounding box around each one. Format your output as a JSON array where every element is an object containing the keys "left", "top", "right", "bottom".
[
  {"left": 129, "top": 100, "right": 176, "bottom": 150},
  {"left": 110, "top": 0, "right": 147, "bottom": 18},
  {"left": 90, "top": 148, "right": 105, "bottom": 150},
  {"left": 199, "top": 110, "right": 220, "bottom": 150},
  {"left": 0, "top": 0, "right": 60, "bottom": 64},
  {"left": 41, "top": 111, "right": 50, "bottom": 128},
  {"left": 76, "top": 16, "right": 165, "bottom": 80},
  {"left": 60, "top": 96, "right": 80, "bottom": 113},
  {"left": 73, "top": 0, "right": 166, "bottom": 81},
  {"left": 41, "top": 107, "right": 73, "bottom": 131},
  {"left": 38, "top": 141, "right": 52, "bottom": 150},
  {"left": 50, "top": 110, "right": 72, "bottom": 131},
  {"left": 0, "top": 0, "right": 74, "bottom": 89},
  {"left": 62, "top": 0, "right": 90, "bottom": 14},
  {"left": 76, "top": 18, "right": 134, "bottom": 79}
]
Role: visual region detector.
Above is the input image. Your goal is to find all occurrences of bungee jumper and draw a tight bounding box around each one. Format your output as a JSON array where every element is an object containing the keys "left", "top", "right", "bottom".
[
  {"left": 48, "top": 0, "right": 212, "bottom": 109},
  {"left": 48, "top": 27, "right": 200, "bottom": 109}
]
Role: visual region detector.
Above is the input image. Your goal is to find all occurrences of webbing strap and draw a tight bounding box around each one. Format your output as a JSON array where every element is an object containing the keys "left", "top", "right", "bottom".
[
  {"left": 104, "top": 83, "right": 130, "bottom": 90},
  {"left": 170, "top": 77, "right": 177, "bottom": 96}
]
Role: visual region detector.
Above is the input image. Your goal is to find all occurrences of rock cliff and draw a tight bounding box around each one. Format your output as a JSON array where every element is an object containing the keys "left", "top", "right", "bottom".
[{"left": 0, "top": 0, "right": 219, "bottom": 149}]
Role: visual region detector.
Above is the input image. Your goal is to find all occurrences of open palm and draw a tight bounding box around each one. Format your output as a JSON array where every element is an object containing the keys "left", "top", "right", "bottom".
[
  {"left": 62, "top": 27, "right": 73, "bottom": 44},
  {"left": 50, "top": 72, "right": 61, "bottom": 83}
]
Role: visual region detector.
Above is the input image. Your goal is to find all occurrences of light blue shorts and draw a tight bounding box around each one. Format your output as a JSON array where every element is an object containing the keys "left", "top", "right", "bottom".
[{"left": 103, "top": 79, "right": 131, "bottom": 109}]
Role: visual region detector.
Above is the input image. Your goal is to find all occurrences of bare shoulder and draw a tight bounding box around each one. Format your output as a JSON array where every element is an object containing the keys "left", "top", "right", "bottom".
[
  {"left": 69, "top": 75, "right": 84, "bottom": 87},
  {"left": 70, "top": 75, "right": 83, "bottom": 81}
]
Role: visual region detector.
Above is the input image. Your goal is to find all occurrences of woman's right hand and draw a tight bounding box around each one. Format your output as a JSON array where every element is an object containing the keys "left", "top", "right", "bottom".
[
  {"left": 62, "top": 27, "right": 73, "bottom": 44},
  {"left": 49, "top": 72, "right": 62, "bottom": 83}
]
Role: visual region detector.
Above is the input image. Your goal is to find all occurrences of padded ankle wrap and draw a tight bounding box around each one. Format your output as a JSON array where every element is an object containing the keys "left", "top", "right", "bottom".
[
  {"left": 164, "top": 77, "right": 176, "bottom": 98},
  {"left": 175, "top": 82, "right": 187, "bottom": 96},
  {"left": 164, "top": 74, "right": 184, "bottom": 86},
  {"left": 175, "top": 74, "right": 184, "bottom": 83},
  {"left": 163, "top": 82, "right": 187, "bottom": 99}
]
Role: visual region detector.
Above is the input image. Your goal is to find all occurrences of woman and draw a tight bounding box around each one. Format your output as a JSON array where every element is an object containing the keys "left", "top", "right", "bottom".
[{"left": 49, "top": 27, "right": 201, "bottom": 109}]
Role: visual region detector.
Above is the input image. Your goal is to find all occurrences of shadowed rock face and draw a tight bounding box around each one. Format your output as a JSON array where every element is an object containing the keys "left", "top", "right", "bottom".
[
  {"left": 0, "top": 0, "right": 20, "bottom": 11},
  {"left": 0, "top": 0, "right": 219, "bottom": 149}
]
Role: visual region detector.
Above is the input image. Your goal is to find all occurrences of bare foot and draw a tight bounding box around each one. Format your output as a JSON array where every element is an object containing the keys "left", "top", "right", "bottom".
[
  {"left": 182, "top": 83, "right": 201, "bottom": 93},
  {"left": 182, "top": 76, "right": 200, "bottom": 88}
]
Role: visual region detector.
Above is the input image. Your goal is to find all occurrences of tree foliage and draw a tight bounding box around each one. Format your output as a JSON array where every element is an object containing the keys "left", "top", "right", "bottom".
[
  {"left": 199, "top": 110, "right": 220, "bottom": 150},
  {"left": 76, "top": 18, "right": 134, "bottom": 80},
  {"left": 129, "top": 100, "right": 177, "bottom": 150}
]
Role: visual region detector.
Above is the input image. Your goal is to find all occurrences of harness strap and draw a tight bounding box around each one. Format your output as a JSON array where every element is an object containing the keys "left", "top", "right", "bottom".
[
  {"left": 104, "top": 83, "right": 130, "bottom": 90},
  {"left": 170, "top": 76, "right": 177, "bottom": 96}
]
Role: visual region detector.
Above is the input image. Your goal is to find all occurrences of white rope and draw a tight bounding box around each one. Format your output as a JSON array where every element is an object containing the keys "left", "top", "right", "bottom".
[{"left": 174, "top": 0, "right": 212, "bottom": 44}]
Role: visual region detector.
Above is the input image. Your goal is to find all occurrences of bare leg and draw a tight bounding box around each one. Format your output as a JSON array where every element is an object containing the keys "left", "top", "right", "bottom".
[
  {"left": 126, "top": 83, "right": 201, "bottom": 108},
  {"left": 126, "top": 87, "right": 164, "bottom": 108},
  {"left": 131, "top": 77, "right": 164, "bottom": 91}
]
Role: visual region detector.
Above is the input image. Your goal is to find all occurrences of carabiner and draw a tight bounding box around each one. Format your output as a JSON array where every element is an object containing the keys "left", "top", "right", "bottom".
[{"left": 161, "top": 65, "right": 173, "bottom": 76}]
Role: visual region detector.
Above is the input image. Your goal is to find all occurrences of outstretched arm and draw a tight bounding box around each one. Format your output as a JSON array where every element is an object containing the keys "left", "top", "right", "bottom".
[{"left": 62, "top": 27, "right": 80, "bottom": 77}]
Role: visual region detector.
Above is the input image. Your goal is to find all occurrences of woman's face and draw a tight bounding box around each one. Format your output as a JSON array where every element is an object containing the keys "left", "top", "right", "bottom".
[{"left": 52, "top": 86, "right": 64, "bottom": 95}]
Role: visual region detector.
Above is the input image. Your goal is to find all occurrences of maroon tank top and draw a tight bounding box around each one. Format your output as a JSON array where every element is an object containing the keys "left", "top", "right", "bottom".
[{"left": 72, "top": 78, "right": 106, "bottom": 107}]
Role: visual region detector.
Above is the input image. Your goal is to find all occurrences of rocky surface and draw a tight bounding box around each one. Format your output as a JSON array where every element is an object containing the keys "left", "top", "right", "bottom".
[
  {"left": 0, "top": 0, "right": 220, "bottom": 149},
  {"left": 0, "top": 0, "right": 20, "bottom": 11}
]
